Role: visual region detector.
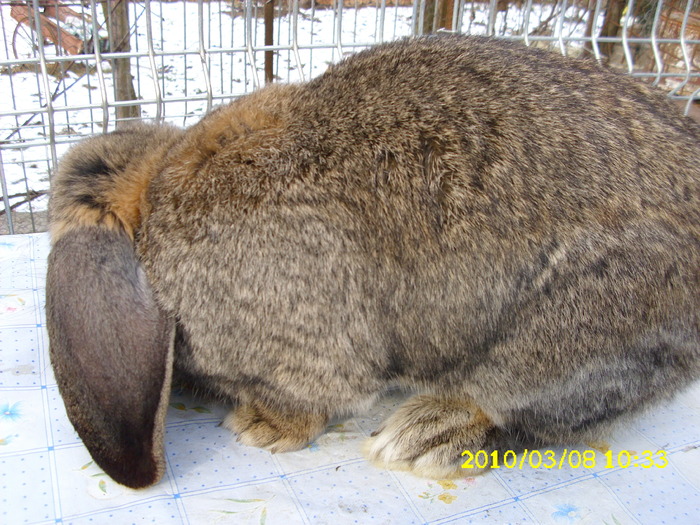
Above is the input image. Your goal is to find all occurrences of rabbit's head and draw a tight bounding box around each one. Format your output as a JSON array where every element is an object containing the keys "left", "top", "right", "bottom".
[{"left": 46, "top": 123, "right": 183, "bottom": 488}]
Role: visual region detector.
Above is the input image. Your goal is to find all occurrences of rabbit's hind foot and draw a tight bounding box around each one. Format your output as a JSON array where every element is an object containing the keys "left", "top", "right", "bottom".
[
  {"left": 364, "top": 394, "right": 505, "bottom": 479},
  {"left": 224, "top": 402, "right": 328, "bottom": 453}
]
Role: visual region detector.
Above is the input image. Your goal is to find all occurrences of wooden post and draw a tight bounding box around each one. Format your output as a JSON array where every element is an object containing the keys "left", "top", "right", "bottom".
[
  {"left": 599, "top": 0, "right": 625, "bottom": 61},
  {"left": 423, "top": 0, "right": 455, "bottom": 34},
  {"left": 265, "top": 0, "right": 274, "bottom": 84},
  {"left": 422, "top": 0, "right": 436, "bottom": 33},
  {"left": 438, "top": 0, "right": 455, "bottom": 31},
  {"left": 103, "top": 0, "right": 140, "bottom": 125},
  {"left": 582, "top": 0, "right": 597, "bottom": 57}
]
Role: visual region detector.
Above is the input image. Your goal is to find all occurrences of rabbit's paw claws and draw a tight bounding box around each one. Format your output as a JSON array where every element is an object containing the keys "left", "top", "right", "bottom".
[{"left": 225, "top": 403, "right": 327, "bottom": 454}]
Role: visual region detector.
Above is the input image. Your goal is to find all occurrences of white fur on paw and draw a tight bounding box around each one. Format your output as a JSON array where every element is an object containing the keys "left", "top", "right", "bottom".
[
  {"left": 364, "top": 434, "right": 467, "bottom": 479},
  {"left": 363, "top": 395, "right": 493, "bottom": 479}
]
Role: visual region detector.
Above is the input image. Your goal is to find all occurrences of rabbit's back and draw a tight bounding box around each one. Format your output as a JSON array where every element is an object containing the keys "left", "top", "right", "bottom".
[
  {"left": 140, "top": 34, "right": 699, "bottom": 415},
  {"left": 147, "top": 35, "right": 700, "bottom": 246},
  {"left": 290, "top": 35, "right": 699, "bottom": 234}
]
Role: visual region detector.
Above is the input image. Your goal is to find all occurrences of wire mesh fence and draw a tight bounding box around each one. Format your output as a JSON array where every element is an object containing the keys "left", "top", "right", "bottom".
[{"left": 1, "top": 0, "right": 698, "bottom": 234}]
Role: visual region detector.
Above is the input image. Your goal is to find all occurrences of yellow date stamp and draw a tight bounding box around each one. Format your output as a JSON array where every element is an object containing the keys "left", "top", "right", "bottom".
[{"left": 461, "top": 449, "right": 669, "bottom": 470}]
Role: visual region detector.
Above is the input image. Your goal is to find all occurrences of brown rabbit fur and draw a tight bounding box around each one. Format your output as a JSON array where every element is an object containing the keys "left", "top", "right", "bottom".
[{"left": 47, "top": 34, "right": 700, "bottom": 488}]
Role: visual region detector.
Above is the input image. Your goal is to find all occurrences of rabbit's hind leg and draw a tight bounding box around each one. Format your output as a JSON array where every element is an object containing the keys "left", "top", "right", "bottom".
[
  {"left": 364, "top": 395, "right": 518, "bottom": 479},
  {"left": 224, "top": 402, "right": 328, "bottom": 453}
]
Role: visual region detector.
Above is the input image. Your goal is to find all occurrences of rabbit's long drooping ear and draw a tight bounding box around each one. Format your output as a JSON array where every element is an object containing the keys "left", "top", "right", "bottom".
[
  {"left": 46, "top": 123, "right": 182, "bottom": 488},
  {"left": 47, "top": 227, "right": 174, "bottom": 488}
]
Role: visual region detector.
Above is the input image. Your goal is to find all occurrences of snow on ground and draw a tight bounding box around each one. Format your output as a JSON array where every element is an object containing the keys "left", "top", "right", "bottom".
[{"left": 0, "top": 2, "right": 591, "bottom": 211}]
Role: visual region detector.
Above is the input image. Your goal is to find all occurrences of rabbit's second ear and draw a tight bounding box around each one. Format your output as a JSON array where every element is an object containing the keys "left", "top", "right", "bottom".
[{"left": 46, "top": 226, "right": 174, "bottom": 489}]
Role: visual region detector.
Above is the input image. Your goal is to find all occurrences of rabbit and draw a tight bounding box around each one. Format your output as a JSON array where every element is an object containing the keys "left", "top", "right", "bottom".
[{"left": 46, "top": 34, "right": 700, "bottom": 489}]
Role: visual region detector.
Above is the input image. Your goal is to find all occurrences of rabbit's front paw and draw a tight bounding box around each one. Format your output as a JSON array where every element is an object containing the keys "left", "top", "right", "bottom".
[
  {"left": 364, "top": 395, "right": 500, "bottom": 479},
  {"left": 224, "top": 402, "right": 328, "bottom": 453}
]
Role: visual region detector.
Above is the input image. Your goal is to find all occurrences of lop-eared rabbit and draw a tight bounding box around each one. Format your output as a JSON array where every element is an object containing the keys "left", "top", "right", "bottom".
[{"left": 46, "top": 34, "right": 700, "bottom": 488}]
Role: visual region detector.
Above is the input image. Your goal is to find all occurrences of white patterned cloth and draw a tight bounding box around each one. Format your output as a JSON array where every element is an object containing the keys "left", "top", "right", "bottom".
[{"left": 1, "top": 233, "right": 699, "bottom": 524}]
